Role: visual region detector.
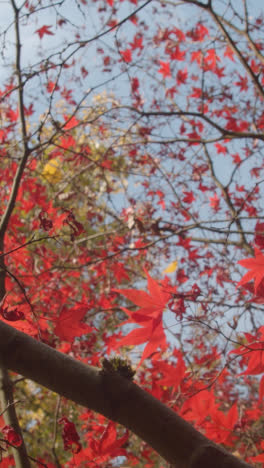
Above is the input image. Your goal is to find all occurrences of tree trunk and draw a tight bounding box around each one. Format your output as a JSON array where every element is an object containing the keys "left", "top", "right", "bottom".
[{"left": 0, "top": 321, "right": 251, "bottom": 468}]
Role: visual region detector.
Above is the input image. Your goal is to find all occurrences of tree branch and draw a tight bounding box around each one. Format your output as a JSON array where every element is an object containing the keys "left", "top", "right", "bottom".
[{"left": 0, "top": 321, "right": 252, "bottom": 468}]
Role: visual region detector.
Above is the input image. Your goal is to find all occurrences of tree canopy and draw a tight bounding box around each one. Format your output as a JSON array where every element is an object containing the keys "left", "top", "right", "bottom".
[{"left": 0, "top": 0, "right": 264, "bottom": 467}]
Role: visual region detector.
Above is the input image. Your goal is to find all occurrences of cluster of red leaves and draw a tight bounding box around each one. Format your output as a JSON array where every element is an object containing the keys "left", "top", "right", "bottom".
[
  {"left": 234, "top": 220, "right": 264, "bottom": 447},
  {"left": 0, "top": 306, "right": 25, "bottom": 321},
  {"left": 63, "top": 210, "right": 85, "bottom": 241},
  {"left": 2, "top": 1, "right": 264, "bottom": 466},
  {"left": 1, "top": 425, "right": 22, "bottom": 447},
  {"left": 86, "top": 422, "right": 129, "bottom": 463},
  {"left": 59, "top": 417, "right": 82, "bottom": 454}
]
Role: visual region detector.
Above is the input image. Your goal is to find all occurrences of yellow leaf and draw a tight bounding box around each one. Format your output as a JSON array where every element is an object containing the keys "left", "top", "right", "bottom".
[
  {"left": 163, "top": 260, "right": 178, "bottom": 274},
  {"left": 41, "top": 159, "right": 62, "bottom": 183}
]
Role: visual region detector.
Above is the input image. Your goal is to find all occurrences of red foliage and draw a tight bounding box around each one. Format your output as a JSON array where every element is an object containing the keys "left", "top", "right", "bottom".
[
  {"left": 1, "top": 425, "right": 22, "bottom": 447},
  {"left": 2, "top": 0, "right": 264, "bottom": 466},
  {"left": 59, "top": 417, "right": 82, "bottom": 454}
]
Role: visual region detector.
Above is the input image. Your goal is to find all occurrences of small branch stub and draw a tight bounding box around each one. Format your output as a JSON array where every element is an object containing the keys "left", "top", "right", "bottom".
[{"left": 101, "top": 357, "right": 136, "bottom": 381}]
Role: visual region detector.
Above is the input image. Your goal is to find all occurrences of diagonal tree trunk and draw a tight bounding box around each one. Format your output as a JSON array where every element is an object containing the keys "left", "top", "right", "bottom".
[{"left": 0, "top": 321, "right": 252, "bottom": 468}]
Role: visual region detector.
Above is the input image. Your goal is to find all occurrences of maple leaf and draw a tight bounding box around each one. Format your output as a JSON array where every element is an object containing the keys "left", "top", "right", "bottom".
[
  {"left": 90, "top": 422, "right": 129, "bottom": 457},
  {"left": 255, "top": 221, "right": 264, "bottom": 249},
  {"left": 63, "top": 115, "right": 79, "bottom": 130},
  {"left": 210, "top": 193, "right": 220, "bottom": 212},
  {"left": 205, "top": 404, "right": 238, "bottom": 446},
  {"left": 0, "top": 317, "right": 37, "bottom": 336},
  {"left": 224, "top": 46, "right": 235, "bottom": 61},
  {"left": 250, "top": 441, "right": 264, "bottom": 464},
  {"left": 54, "top": 305, "right": 93, "bottom": 342},
  {"left": 153, "top": 353, "right": 186, "bottom": 390},
  {"left": 237, "top": 248, "right": 264, "bottom": 293},
  {"left": 235, "top": 74, "right": 248, "bottom": 92},
  {"left": 158, "top": 61, "right": 171, "bottom": 78},
  {"left": 129, "top": 34, "right": 143, "bottom": 51},
  {"left": 191, "top": 50, "right": 202, "bottom": 65},
  {"left": 114, "top": 271, "right": 170, "bottom": 364},
  {"left": 59, "top": 417, "right": 82, "bottom": 454},
  {"left": 163, "top": 260, "right": 178, "bottom": 274},
  {"left": 230, "top": 327, "right": 264, "bottom": 378},
  {"left": 183, "top": 191, "right": 195, "bottom": 204},
  {"left": 75, "top": 422, "right": 129, "bottom": 465},
  {"left": 169, "top": 45, "right": 185, "bottom": 61},
  {"left": 115, "top": 270, "right": 169, "bottom": 318},
  {"left": 120, "top": 49, "right": 132, "bottom": 63},
  {"left": 204, "top": 48, "right": 219, "bottom": 69},
  {"left": 176, "top": 69, "right": 188, "bottom": 85},
  {"left": 46, "top": 81, "right": 59, "bottom": 93},
  {"left": 131, "top": 77, "right": 139, "bottom": 93},
  {"left": 181, "top": 390, "right": 219, "bottom": 426},
  {"left": 35, "top": 25, "right": 54, "bottom": 38}
]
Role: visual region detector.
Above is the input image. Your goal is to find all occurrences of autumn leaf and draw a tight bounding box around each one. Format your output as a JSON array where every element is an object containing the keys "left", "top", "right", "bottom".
[
  {"left": 115, "top": 270, "right": 170, "bottom": 318},
  {"left": 114, "top": 271, "right": 170, "bottom": 364},
  {"left": 0, "top": 317, "right": 37, "bottom": 336},
  {"left": 230, "top": 326, "right": 264, "bottom": 377},
  {"left": 120, "top": 49, "right": 132, "bottom": 63},
  {"left": 90, "top": 421, "right": 129, "bottom": 457},
  {"left": 163, "top": 260, "right": 178, "bottom": 274},
  {"left": 1, "top": 425, "right": 22, "bottom": 447},
  {"left": 182, "top": 191, "right": 195, "bottom": 204},
  {"left": 54, "top": 305, "right": 93, "bottom": 342},
  {"left": 237, "top": 248, "right": 264, "bottom": 293},
  {"left": 59, "top": 417, "right": 82, "bottom": 454},
  {"left": 116, "top": 316, "right": 167, "bottom": 366},
  {"left": 255, "top": 221, "right": 264, "bottom": 249},
  {"left": 35, "top": 25, "right": 54, "bottom": 38},
  {"left": 158, "top": 61, "right": 171, "bottom": 78},
  {"left": 74, "top": 422, "right": 129, "bottom": 465},
  {"left": 41, "top": 159, "right": 62, "bottom": 184}
]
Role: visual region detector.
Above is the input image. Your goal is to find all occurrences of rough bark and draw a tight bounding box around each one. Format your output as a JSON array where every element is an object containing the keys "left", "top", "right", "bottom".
[{"left": 0, "top": 321, "right": 252, "bottom": 468}]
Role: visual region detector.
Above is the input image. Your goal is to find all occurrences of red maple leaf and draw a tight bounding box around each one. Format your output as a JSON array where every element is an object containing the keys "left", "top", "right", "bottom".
[
  {"left": 255, "top": 221, "right": 264, "bottom": 249},
  {"left": 205, "top": 404, "right": 238, "bottom": 446},
  {"left": 182, "top": 191, "right": 195, "bottom": 204},
  {"left": 74, "top": 422, "right": 129, "bottom": 465},
  {"left": 59, "top": 417, "right": 82, "bottom": 454},
  {"left": 114, "top": 271, "right": 170, "bottom": 364},
  {"left": 35, "top": 25, "right": 54, "bottom": 38},
  {"left": 204, "top": 48, "right": 219, "bottom": 70},
  {"left": 54, "top": 305, "right": 93, "bottom": 342},
  {"left": 176, "top": 69, "right": 188, "bottom": 85},
  {"left": 120, "top": 49, "right": 132, "bottom": 63},
  {"left": 224, "top": 46, "right": 235, "bottom": 61},
  {"left": 237, "top": 248, "right": 264, "bottom": 293},
  {"left": 129, "top": 34, "right": 143, "bottom": 51},
  {"left": 115, "top": 270, "right": 170, "bottom": 318},
  {"left": 158, "top": 61, "right": 171, "bottom": 78},
  {"left": 116, "top": 315, "right": 167, "bottom": 365},
  {"left": 250, "top": 441, "right": 264, "bottom": 464},
  {"left": 90, "top": 422, "right": 129, "bottom": 458},
  {"left": 210, "top": 193, "right": 220, "bottom": 212},
  {"left": 169, "top": 45, "right": 185, "bottom": 61},
  {"left": 153, "top": 353, "right": 186, "bottom": 390}
]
